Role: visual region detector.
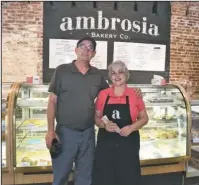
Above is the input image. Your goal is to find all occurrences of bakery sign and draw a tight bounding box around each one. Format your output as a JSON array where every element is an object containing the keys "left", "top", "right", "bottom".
[
  {"left": 43, "top": 2, "right": 171, "bottom": 83},
  {"left": 60, "top": 10, "right": 159, "bottom": 39}
]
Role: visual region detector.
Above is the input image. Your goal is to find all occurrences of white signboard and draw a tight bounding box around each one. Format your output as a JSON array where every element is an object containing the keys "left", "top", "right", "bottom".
[
  {"left": 113, "top": 42, "right": 166, "bottom": 71},
  {"left": 90, "top": 41, "right": 107, "bottom": 70},
  {"left": 49, "top": 39, "right": 107, "bottom": 69},
  {"left": 49, "top": 39, "right": 77, "bottom": 69}
]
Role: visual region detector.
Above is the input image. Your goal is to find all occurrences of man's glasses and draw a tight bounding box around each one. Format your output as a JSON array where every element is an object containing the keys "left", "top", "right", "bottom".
[{"left": 78, "top": 44, "right": 94, "bottom": 51}]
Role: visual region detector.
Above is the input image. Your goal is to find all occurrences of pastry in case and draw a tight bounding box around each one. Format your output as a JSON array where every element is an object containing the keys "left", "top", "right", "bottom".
[
  {"left": 140, "top": 128, "right": 178, "bottom": 140},
  {"left": 155, "top": 129, "right": 178, "bottom": 139},
  {"left": 17, "top": 149, "right": 51, "bottom": 167},
  {"left": 152, "top": 106, "right": 176, "bottom": 120}
]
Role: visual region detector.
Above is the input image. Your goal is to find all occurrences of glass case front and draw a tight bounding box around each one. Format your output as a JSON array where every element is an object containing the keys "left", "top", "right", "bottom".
[
  {"left": 191, "top": 104, "right": 199, "bottom": 144},
  {"left": 187, "top": 100, "right": 199, "bottom": 177},
  {"left": 136, "top": 84, "right": 189, "bottom": 164},
  {"left": 14, "top": 84, "right": 51, "bottom": 170},
  {"left": 137, "top": 85, "right": 189, "bottom": 163},
  {"left": 13, "top": 83, "right": 190, "bottom": 170},
  {"left": 2, "top": 83, "right": 12, "bottom": 169}
]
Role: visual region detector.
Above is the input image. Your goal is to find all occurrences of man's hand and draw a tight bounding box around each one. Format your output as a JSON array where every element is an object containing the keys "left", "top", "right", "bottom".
[
  {"left": 45, "top": 130, "right": 59, "bottom": 149},
  {"left": 104, "top": 121, "right": 120, "bottom": 133},
  {"left": 120, "top": 125, "right": 134, "bottom": 137},
  {"left": 133, "top": 87, "right": 142, "bottom": 97}
]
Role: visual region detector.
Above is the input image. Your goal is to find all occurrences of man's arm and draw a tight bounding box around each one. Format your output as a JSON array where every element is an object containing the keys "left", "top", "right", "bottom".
[
  {"left": 46, "top": 93, "right": 59, "bottom": 148},
  {"left": 47, "top": 67, "right": 60, "bottom": 131},
  {"left": 47, "top": 93, "right": 57, "bottom": 132},
  {"left": 46, "top": 67, "right": 60, "bottom": 148},
  {"left": 133, "top": 87, "right": 142, "bottom": 97}
]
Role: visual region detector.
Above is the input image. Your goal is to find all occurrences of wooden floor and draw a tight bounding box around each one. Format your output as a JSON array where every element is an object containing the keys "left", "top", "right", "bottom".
[
  {"left": 4, "top": 174, "right": 199, "bottom": 185},
  {"left": 17, "top": 176, "right": 199, "bottom": 185}
]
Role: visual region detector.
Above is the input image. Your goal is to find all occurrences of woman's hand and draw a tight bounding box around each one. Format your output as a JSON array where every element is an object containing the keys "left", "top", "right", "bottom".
[
  {"left": 105, "top": 121, "right": 120, "bottom": 133},
  {"left": 119, "top": 125, "right": 134, "bottom": 137}
]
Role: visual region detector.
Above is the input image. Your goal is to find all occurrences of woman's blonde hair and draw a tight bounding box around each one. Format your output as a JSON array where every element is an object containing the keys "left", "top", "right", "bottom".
[{"left": 108, "top": 60, "right": 130, "bottom": 81}]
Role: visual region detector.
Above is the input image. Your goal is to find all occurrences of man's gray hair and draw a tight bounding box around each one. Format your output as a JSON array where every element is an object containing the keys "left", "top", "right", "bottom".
[{"left": 108, "top": 61, "right": 130, "bottom": 81}]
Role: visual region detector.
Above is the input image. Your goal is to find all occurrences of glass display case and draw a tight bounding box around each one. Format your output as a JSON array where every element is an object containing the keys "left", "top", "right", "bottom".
[
  {"left": 136, "top": 84, "right": 190, "bottom": 165},
  {"left": 187, "top": 99, "right": 199, "bottom": 177},
  {"left": 2, "top": 83, "right": 13, "bottom": 171},
  {"left": 13, "top": 83, "right": 51, "bottom": 171},
  {"left": 10, "top": 83, "right": 191, "bottom": 173}
]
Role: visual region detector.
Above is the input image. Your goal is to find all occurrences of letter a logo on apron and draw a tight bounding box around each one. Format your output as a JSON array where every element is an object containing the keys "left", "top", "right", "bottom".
[{"left": 112, "top": 110, "right": 121, "bottom": 119}]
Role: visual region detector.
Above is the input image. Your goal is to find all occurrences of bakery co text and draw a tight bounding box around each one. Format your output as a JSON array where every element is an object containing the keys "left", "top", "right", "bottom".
[{"left": 60, "top": 10, "right": 159, "bottom": 37}]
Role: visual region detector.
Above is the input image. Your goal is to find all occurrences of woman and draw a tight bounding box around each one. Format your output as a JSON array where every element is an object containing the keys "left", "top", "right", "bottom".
[{"left": 92, "top": 61, "right": 148, "bottom": 185}]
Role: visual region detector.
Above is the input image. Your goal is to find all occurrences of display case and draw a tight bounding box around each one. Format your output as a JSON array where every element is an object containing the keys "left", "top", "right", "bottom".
[
  {"left": 137, "top": 84, "right": 191, "bottom": 165},
  {"left": 9, "top": 83, "right": 191, "bottom": 176},
  {"left": 186, "top": 98, "right": 199, "bottom": 177},
  {"left": 2, "top": 83, "right": 13, "bottom": 171},
  {"left": 13, "top": 83, "right": 51, "bottom": 172}
]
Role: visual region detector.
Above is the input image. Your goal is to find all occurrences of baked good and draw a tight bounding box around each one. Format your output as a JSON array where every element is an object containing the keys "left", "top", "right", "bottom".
[
  {"left": 167, "top": 132, "right": 177, "bottom": 139},
  {"left": 21, "top": 157, "right": 31, "bottom": 163},
  {"left": 140, "top": 134, "right": 150, "bottom": 140},
  {"left": 156, "top": 132, "right": 168, "bottom": 139},
  {"left": 152, "top": 107, "right": 165, "bottom": 120}
]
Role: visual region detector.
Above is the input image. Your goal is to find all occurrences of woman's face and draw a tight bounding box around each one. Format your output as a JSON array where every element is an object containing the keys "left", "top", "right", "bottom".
[{"left": 110, "top": 66, "right": 126, "bottom": 86}]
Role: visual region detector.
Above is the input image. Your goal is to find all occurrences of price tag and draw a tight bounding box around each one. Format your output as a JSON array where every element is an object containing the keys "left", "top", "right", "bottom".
[
  {"left": 38, "top": 161, "right": 48, "bottom": 166},
  {"left": 193, "top": 138, "right": 199, "bottom": 143},
  {"left": 26, "top": 123, "right": 36, "bottom": 129},
  {"left": 21, "top": 162, "right": 30, "bottom": 167}
]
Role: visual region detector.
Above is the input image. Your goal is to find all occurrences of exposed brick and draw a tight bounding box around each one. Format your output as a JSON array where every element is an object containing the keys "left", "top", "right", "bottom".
[
  {"left": 2, "top": 2, "right": 43, "bottom": 82},
  {"left": 170, "top": 2, "right": 199, "bottom": 87},
  {"left": 1, "top": 2, "right": 199, "bottom": 88}
]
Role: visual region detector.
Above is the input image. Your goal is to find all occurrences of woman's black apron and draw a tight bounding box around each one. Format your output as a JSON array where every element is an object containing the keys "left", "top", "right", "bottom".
[{"left": 92, "top": 95, "right": 142, "bottom": 185}]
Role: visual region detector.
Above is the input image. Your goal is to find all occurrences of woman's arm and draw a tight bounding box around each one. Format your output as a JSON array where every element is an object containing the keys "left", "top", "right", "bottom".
[
  {"left": 95, "top": 111, "right": 120, "bottom": 132},
  {"left": 95, "top": 110, "right": 106, "bottom": 128},
  {"left": 95, "top": 91, "right": 106, "bottom": 129},
  {"left": 95, "top": 89, "right": 120, "bottom": 132},
  {"left": 120, "top": 110, "right": 148, "bottom": 137},
  {"left": 131, "top": 110, "right": 149, "bottom": 132}
]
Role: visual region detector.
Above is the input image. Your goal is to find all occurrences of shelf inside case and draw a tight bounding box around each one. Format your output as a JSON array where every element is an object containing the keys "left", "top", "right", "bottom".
[
  {"left": 16, "top": 135, "right": 49, "bottom": 167},
  {"left": 140, "top": 137, "right": 187, "bottom": 160}
]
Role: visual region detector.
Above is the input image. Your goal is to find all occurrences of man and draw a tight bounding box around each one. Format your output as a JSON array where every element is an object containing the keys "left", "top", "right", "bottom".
[{"left": 45, "top": 37, "right": 141, "bottom": 185}]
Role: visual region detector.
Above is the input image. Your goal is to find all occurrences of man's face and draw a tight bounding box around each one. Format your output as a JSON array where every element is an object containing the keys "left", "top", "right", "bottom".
[{"left": 75, "top": 40, "right": 96, "bottom": 62}]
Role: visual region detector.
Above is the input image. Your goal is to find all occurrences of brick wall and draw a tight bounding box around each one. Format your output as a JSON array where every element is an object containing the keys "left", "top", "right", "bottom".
[
  {"left": 170, "top": 2, "right": 199, "bottom": 87},
  {"left": 2, "top": 2, "right": 43, "bottom": 82},
  {"left": 2, "top": 2, "right": 199, "bottom": 87}
]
